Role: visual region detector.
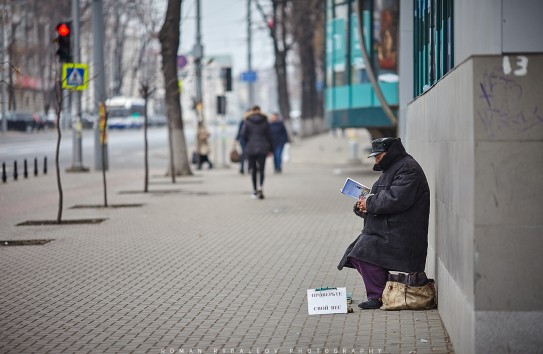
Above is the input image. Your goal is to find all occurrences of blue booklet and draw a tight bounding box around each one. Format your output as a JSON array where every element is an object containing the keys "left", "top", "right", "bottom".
[{"left": 340, "top": 178, "right": 371, "bottom": 200}]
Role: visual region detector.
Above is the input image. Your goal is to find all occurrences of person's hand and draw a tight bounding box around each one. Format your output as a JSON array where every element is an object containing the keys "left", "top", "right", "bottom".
[{"left": 357, "top": 196, "right": 367, "bottom": 213}]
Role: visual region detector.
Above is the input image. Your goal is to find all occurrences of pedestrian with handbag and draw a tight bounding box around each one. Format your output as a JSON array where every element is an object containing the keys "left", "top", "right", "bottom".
[
  {"left": 196, "top": 122, "right": 213, "bottom": 170},
  {"left": 240, "top": 105, "right": 273, "bottom": 200},
  {"left": 337, "top": 137, "right": 430, "bottom": 309}
]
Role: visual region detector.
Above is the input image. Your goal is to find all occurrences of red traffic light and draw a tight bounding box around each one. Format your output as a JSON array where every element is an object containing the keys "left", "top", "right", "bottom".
[
  {"left": 56, "top": 23, "right": 70, "bottom": 37},
  {"left": 55, "top": 21, "right": 72, "bottom": 62}
]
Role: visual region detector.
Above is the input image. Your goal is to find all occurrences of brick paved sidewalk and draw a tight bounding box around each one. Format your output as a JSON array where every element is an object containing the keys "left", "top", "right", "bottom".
[{"left": 0, "top": 132, "right": 454, "bottom": 354}]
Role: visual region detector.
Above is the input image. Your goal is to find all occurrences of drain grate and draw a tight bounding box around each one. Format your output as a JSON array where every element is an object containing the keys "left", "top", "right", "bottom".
[{"left": 1, "top": 239, "right": 53, "bottom": 246}]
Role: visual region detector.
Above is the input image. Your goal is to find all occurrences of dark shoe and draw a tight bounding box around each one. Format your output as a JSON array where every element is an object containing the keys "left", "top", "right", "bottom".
[
  {"left": 257, "top": 190, "right": 264, "bottom": 200},
  {"left": 358, "top": 298, "right": 382, "bottom": 309}
]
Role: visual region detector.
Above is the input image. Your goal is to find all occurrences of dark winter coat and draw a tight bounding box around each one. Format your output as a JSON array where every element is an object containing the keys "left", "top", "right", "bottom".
[
  {"left": 241, "top": 113, "right": 273, "bottom": 156},
  {"left": 270, "top": 121, "right": 289, "bottom": 147},
  {"left": 337, "top": 139, "right": 430, "bottom": 272}
]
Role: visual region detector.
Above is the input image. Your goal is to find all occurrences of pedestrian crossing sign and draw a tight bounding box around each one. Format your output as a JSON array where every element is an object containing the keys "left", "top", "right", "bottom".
[{"left": 62, "top": 63, "right": 89, "bottom": 91}]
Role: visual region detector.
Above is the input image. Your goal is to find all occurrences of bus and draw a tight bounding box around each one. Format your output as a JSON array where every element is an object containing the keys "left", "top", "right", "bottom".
[{"left": 106, "top": 96, "right": 145, "bottom": 129}]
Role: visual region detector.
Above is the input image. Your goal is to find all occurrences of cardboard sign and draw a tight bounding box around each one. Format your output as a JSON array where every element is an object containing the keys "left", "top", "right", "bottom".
[{"left": 307, "top": 287, "right": 348, "bottom": 315}]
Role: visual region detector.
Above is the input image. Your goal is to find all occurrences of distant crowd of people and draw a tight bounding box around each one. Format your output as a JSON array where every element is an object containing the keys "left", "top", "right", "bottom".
[{"left": 191, "top": 105, "right": 290, "bottom": 200}]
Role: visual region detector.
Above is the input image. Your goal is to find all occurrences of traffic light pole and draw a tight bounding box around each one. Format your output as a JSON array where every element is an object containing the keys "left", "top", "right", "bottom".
[
  {"left": 193, "top": 0, "right": 204, "bottom": 167},
  {"left": 67, "top": 0, "right": 89, "bottom": 172},
  {"left": 92, "top": 0, "right": 108, "bottom": 171},
  {"left": 247, "top": 0, "right": 254, "bottom": 106},
  {"left": 194, "top": 0, "right": 204, "bottom": 122}
]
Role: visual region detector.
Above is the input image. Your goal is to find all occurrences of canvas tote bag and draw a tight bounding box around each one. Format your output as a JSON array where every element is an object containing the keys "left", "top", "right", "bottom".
[{"left": 381, "top": 272, "right": 437, "bottom": 310}]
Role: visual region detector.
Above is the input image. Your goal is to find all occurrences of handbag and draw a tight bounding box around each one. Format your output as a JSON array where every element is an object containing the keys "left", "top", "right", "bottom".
[
  {"left": 191, "top": 151, "right": 199, "bottom": 164},
  {"left": 381, "top": 272, "right": 437, "bottom": 310},
  {"left": 230, "top": 143, "right": 240, "bottom": 163}
]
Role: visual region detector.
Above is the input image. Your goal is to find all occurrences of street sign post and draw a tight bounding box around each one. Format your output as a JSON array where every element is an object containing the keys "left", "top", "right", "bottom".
[{"left": 62, "top": 63, "right": 89, "bottom": 91}]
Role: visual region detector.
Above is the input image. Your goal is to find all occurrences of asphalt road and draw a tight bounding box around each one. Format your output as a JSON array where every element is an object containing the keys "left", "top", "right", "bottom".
[{"left": 0, "top": 124, "right": 238, "bottom": 174}]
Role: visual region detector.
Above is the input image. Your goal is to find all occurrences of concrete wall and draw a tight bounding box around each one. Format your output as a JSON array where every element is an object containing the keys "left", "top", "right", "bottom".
[{"left": 406, "top": 54, "right": 543, "bottom": 353}]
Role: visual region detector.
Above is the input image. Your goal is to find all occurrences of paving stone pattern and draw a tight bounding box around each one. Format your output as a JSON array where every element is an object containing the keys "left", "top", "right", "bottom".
[{"left": 0, "top": 133, "right": 454, "bottom": 354}]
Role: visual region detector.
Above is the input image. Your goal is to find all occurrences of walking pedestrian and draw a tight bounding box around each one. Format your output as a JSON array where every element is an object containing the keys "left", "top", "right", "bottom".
[
  {"left": 269, "top": 113, "right": 289, "bottom": 173},
  {"left": 241, "top": 105, "right": 273, "bottom": 199},
  {"left": 235, "top": 111, "right": 249, "bottom": 174},
  {"left": 196, "top": 122, "right": 213, "bottom": 170},
  {"left": 337, "top": 137, "right": 430, "bottom": 309}
]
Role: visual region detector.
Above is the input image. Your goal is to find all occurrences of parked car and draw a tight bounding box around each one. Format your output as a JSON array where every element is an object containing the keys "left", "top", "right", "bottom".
[
  {"left": 6, "top": 111, "right": 44, "bottom": 132},
  {"left": 148, "top": 114, "right": 167, "bottom": 127},
  {"left": 289, "top": 110, "right": 301, "bottom": 136},
  {"left": 80, "top": 112, "right": 97, "bottom": 129},
  {"left": 41, "top": 112, "right": 57, "bottom": 129}
]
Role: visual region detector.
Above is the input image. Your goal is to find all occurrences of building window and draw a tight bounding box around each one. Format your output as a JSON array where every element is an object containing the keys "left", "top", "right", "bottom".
[
  {"left": 326, "top": 2, "right": 349, "bottom": 87},
  {"left": 413, "top": 0, "right": 454, "bottom": 96}
]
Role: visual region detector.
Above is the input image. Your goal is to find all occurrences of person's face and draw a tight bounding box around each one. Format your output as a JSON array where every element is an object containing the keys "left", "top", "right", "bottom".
[
  {"left": 271, "top": 114, "right": 278, "bottom": 122},
  {"left": 374, "top": 152, "right": 386, "bottom": 164}
]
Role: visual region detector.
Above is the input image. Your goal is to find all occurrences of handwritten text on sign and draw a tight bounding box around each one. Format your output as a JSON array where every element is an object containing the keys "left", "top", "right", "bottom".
[{"left": 307, "top": 287, "right": 347, "bottom": 315}]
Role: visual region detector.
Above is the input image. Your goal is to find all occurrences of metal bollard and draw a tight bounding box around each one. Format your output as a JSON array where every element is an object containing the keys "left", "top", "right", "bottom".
[
  {"left": 13, "top": 160, "right": 18, "bottom": 180},
  {"left": 2, "top": 162, "right": 6, "bottom": 183},
  {"left": 43, "top": 156, "right": 47, "bottom": 175},
  {"left": 34, "top": 157, "right": 38, "bottom": 176},
  {"left": 24, "top": 159, "right": 28, "bottom": 178}
]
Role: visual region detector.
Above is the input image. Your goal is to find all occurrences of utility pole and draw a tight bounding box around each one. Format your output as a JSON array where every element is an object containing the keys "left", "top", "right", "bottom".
[
  {"left": 247, "top": 0, "right": 254, "bottom": 106},
  {"left": 67, "top": 0, "right": 88, "bottom": 172},
  {"left": 1, "top": 15, "right": 7, "bottom": 132},
  {"left": 194, "top": 0, "right": 203, "bottom": 122},
  {"left": 92, "top": 0, "right": 108, "bottom": 170}
]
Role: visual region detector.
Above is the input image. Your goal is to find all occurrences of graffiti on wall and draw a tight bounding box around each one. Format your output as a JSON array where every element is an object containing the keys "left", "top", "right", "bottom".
[{"left": 477, "top": 56, "right": 543, "bottom": 137}]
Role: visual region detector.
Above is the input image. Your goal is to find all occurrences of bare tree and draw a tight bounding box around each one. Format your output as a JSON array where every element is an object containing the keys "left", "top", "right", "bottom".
[
  {"left": 255, "top": 0, "right": 293, "bottom": 126},
  {"left": 292, "top": 0, "right": 324, "bottom": 135},
  {"left": 128, "top": 0, "right": 161, "bottom": 97},
  {"left": 140, "top": 81, "right": 154, "bottom": 192},
  {"left": 109, "top": 2, "right": 130, "bottom": 96},
  {"left": 159, "top": 0, "right": 192, "bottom": 178},
  {"left": 52, "top": 76, "right": 64, "bottom": 223}
]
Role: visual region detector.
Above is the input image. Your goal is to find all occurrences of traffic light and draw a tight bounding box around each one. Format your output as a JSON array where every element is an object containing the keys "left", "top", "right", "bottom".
[
  {"left": 55, "top": 21, "right": 72, "bottom": 63},
  {"left": 221, "top": 67, "right": 232, "bottom": 92},
  {"left": 217, "top": 95, "right": 226, "bottom": 115}
]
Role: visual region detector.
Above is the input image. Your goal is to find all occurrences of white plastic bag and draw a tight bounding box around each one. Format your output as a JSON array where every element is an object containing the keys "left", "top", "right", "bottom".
[{"left": 283, "top": 143, "right": 291, "bottom": 162}]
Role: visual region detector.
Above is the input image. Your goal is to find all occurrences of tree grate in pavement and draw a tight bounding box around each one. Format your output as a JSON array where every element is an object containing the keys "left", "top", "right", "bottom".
[
  {"left": 70, "top": 204, "right": 144, "bottom": 209},
  {"left": 1, "top": 239, "right": 53, "bottom": 246},
  {"left": 16, "top": 218, "right": 107, "bottom": 226},
  {"left": 118, "top": 190, "right": 209, "bottom": 196}
]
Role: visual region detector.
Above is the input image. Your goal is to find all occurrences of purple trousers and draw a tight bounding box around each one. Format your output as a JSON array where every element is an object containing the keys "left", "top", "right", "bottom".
[{"left": 349, "top": 257, "right": 389, "bottom": 300}]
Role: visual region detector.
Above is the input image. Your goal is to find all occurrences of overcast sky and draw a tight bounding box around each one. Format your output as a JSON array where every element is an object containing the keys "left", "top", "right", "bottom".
[{"left": 173, "top": 0, "right": 274, "bottom": 74}]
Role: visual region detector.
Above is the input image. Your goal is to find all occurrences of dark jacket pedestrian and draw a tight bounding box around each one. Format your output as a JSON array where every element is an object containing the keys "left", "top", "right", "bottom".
[
  {"left": 236, "top": 113, "right": 249, "bottom": 174},
  {"left": 269, "top": 113, "right": 289, "bottom": 173},
  {"left": 337, "top": 137, "right": 430, "bottom": 309},
  {"left": 241, "top": 106, "right": 273, "bottom": 199}
]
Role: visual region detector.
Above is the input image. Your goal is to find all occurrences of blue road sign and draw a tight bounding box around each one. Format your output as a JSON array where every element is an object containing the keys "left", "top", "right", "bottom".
[
  {"left": 62, "top": 63, "right": 88, "bottom": 90},
  {"left": 240, "top": 71, "right": 257, "bottom": 82}
]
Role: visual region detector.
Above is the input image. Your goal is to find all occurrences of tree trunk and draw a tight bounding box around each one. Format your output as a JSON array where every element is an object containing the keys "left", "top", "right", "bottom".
[
  {"left": 274, "top": 1, "right": 291, "bottom": 125},
  {"left": 275, "top": 50, "right": 290, "bottom": 126},
  {"left": 292, "top": 0, "right": 323, "bottom": 136},
  {"left": 159, "top": 0, "right": 192, "bottom": 177},
  {"left": 54, "top": 81, "right": 63, "bottom": 223}
]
